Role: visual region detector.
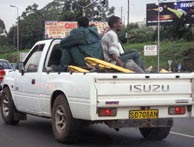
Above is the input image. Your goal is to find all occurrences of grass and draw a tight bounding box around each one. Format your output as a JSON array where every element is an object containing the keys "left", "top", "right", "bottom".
[{"left": 124, "top": 40, "right": 194, "bottom": 72}]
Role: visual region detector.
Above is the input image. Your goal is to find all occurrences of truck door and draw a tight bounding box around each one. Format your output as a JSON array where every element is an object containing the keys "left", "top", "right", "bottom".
[{"left": 14, "top": 44, "right": 44, "bottom": 114}]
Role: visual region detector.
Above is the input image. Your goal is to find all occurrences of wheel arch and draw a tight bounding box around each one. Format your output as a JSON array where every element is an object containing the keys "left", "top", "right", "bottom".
[
  {"left": 2, "top": 84, "right": 10, "bottom": 91},
  {"left": 50, "top": 90, "right": 71, "bottom": 114},
  {"left": 2, "top": 84, "right": 12, "bottom": 100},
  {"left": 2, "top": 84, "right": 12, "bottom": 98}
]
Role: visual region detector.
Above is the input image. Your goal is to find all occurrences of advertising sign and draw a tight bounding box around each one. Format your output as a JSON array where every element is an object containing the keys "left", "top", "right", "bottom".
[
  {"left": 45, "top": 21, "right": 108, "bottom": 39},
  {"left": 45, "top": 21, "right": 77, "bottom": 39},
  {"left": 146, "top": 1, "right": 194, "bottom": 26}
]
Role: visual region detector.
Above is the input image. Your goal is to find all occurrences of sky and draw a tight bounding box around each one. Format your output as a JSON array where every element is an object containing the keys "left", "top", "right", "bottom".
[{"left": 0, "top": 0, "right": 178, "bottom": 31}]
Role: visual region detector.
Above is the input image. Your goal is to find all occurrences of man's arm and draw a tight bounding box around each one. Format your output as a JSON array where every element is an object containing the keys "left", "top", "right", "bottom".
[
  {"left": 107, "top": 32, "right": 124, "bottom": 66},
  {"left": 111, "top": 54, "right": 124, "bottom": 67},
  {"left": 60, "top": 29, "right": 83, "bottom": 49}
]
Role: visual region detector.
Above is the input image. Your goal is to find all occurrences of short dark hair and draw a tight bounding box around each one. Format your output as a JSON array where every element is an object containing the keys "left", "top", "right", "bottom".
[
  {"left": 78, "top": 16, "right": 89, "bottom": 27},
  {"left": 108, "top": 16, "right": 121, "bottom": 28}
]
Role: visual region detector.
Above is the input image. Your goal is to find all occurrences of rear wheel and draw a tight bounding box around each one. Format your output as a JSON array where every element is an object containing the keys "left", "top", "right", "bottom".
[
  {"left": 0, "top": 87, "right": 19, "bottom": 125},
  {"left": 139, "top": 127, "right": 171, "bottom": 140},
  {"left": 51, "top": 94, "right": 76, "bottom": 143}
]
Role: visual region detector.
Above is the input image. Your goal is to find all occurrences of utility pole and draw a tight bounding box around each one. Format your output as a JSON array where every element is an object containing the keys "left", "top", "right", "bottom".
[
  {"left": 121, "top": 6, "right": 123, "bottom": 23},
  {"left": 127, "top": 0, "right": 130, "bottom": 28},
  {"left": 127, "top": 0, "right": 130, "bottom": 43},
  {"left": 81, "top": 0, "right": 98, "bottom": 16},
  {"left": 13, "top": 24, "right": 16, "bottom": 49}
]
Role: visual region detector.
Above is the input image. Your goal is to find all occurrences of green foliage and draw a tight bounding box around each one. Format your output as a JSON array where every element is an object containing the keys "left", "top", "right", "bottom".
[
  {"left": 124, "top": 41, "right": 194, "bottom": 72},
  {"left": 158, "top": 24, "right": 193, "bottom": 41},
  {"left": 119, "top": 24, "right": 155, "bottom": 43}
]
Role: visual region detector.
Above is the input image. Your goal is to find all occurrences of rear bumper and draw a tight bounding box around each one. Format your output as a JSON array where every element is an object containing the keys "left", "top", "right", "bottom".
[{"left": 105, "top": 118, "right": 173, "bottom": 128}]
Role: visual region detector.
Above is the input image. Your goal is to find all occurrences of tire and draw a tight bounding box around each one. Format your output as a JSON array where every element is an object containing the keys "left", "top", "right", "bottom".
[
  {"left": 0, "top": 87, "right": 19, "bottom": 125},
  {"left": 51, "top": 94, "right": 76, "bottom": 143},
  {"left": 139, "top": 127, "right": 171, "bottom": 140}
]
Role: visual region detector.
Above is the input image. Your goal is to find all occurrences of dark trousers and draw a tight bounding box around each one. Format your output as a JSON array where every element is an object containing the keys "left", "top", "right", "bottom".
[{"left": 120, "top": 49, "right": 144, "bottom": 70}]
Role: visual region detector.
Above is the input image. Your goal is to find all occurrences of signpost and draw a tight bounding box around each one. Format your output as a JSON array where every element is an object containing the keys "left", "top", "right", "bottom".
[{"left": 144, "top": 45, "right": 158, "bottom": 56}]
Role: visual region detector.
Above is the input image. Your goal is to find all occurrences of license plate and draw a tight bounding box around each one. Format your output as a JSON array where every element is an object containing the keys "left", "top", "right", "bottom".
[{"left": 129, "top": 109, "right": 158, "bottom": 119}]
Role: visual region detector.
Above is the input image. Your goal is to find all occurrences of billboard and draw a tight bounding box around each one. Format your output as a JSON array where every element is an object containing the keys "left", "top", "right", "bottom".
[
  {"left": 45, "top": 21, "right": 77, "bottom": 39},
  {"left": 146, "top": 1, "right": 194, "bottom": 26},
  {"left": 45, "top": 21, "right": 108, "bottom": 39}
]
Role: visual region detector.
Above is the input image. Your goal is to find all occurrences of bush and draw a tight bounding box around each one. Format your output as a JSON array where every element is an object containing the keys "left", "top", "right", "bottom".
[{"left": 119, "top": 25, "right": 155, "bottom": 43}]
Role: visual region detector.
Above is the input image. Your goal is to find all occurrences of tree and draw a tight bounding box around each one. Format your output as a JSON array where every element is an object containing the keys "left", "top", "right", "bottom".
[
  {"left": 59, "top": 0, "right": 114, "bottom": 21},
  {"left": 159, "top": 24, "right": 193, "bottom": 41},
  {"left": 0, "top": 19, "right": 6, "bottom": 35},
  {"left": 0, "top": 19, "right": 8, "bottom": 51},
  {"left": 7, "top": 0, "right": 114, "bottom": 50},
  {"left": 119, "top": 23, "right": 155, "bottom": 43}
]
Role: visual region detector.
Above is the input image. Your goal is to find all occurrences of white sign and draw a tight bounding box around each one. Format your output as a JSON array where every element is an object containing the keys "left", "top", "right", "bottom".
[{"left": 144, "top": 45, "right": 157, "bottom": 56}]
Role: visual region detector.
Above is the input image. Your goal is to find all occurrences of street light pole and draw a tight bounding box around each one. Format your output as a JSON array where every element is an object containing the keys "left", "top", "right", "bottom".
[{"left": 10, "top": 5, "right": 19, "bottom": 62}]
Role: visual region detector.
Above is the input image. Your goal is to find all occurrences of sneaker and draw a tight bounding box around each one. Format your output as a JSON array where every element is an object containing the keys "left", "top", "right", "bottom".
[{"left": 145, "top": 66, "right": 153, "bottom": 73}]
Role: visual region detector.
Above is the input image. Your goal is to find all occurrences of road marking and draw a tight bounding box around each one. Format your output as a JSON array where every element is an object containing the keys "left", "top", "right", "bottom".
[{"left": 170, "top": 131, "right": 194, "bottom": 139}]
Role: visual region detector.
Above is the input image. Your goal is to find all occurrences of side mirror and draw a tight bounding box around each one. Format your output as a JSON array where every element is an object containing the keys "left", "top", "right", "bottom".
[
  {"left": 11, "top": 63, "right": 18, "bottom": 70},
  {"left": 18, "top": 62, "right": 25, "bottom": 75}
]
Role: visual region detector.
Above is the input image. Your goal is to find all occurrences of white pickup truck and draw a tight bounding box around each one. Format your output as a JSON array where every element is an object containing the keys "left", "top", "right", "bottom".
[{"left": 1, "top": 39, "right": 194, "bottom": 143}]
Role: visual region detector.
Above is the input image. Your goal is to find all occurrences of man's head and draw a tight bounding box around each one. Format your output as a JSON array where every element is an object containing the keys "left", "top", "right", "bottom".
[
  {"left": 108, "top": 15, "right": 122, "bottom": 32},
  {"left": 78, "top": 16, "right": 89, "bottom": 27}
]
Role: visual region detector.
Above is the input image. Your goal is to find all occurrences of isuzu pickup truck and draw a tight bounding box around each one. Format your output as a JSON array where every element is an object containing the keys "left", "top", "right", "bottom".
[{"left": 1, "top": 39, "right": 194, "bottom": 143}]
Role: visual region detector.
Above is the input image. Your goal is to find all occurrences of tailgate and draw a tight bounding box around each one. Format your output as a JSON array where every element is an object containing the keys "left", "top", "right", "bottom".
[{"left": 95, "top": 73, "right": 193, "bottom": 107}]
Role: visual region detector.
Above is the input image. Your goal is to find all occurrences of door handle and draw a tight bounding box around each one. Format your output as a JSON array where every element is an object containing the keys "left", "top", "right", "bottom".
[{"left": 32, "top": 79, "right": 35, "bottom": 84}]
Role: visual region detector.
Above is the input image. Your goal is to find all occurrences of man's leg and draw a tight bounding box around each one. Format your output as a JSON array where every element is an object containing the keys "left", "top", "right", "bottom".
[
  {"left": 120, "top": 49, "right": 144, "bottom": 70},
  {"left": 124, "top": 59, "right": 145, "bottom": 73},
  {"left": 60, "top": 49, "right": 73, "bottom": 71}
]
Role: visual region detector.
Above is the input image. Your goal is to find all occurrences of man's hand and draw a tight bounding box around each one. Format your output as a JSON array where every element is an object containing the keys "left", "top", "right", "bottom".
[{"left": 111, "top": 54, "right": 124, "bottom": 67}]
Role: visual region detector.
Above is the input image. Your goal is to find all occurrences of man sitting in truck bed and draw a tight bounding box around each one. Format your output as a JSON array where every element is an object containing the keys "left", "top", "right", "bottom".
[
  {"left": 60, "top": 16, "right": 104, "bottom": 70},
  {"left": 101, "top": 15, "right": 145, "bottom": 73}
]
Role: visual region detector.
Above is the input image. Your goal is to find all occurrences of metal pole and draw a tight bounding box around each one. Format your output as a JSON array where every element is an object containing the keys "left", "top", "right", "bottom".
[
  {"left": 127, "top": 0, "right": 130, "bottom": 43},
  {"left": 81, "top": 0, "right": 98, "bottom": 16},
  {"left": 10, "top": 5, "right": 19, "bottom": 62},
  {"left": 82, "top": 7, "right": 86, "bottom": 16},
  {"left": 16, "top": 7, "right": 19, "bottom": 62},
  {"left": 121, "top": 6, "right": 123, "bottom": 22},
  {"left": 13, "top": 24, "right": 15, "bottom": 49},
  {"left": 157, "top": 2, "right": 160, "bottom": 72},
  {"left": 127, "top": 0, "right": 129, "bottom": 27}
]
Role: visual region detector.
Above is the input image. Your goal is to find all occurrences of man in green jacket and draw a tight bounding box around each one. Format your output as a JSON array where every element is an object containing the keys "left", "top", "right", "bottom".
[{"left": 60, "top": 17, "right": 104, "bottom": 69}]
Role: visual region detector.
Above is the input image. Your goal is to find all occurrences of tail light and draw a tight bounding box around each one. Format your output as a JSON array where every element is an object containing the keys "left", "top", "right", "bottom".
[
  {"left": 0, "top": 69, "right": 5, "bottom": 81},
  {"left": 169, "top": 106, "right": 186, "bottom": 115},
  {"left": 98, "top": 108, "right": 117, "bottom": 117}
]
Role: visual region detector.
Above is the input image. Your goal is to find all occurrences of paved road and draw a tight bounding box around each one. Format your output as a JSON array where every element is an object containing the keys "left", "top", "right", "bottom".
[{"left": 0, "top": 115, "right": 194, "bottom": 147}]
